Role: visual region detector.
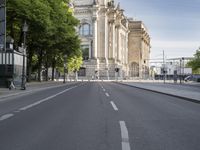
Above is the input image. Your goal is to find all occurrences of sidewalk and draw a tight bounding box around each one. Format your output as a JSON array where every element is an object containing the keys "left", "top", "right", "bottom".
[
  {"left": 120, "top": 81, "right": 200, "bottom": 103},
  {"left": 0, "top": 81, "right": 75, "bottom": 100}
]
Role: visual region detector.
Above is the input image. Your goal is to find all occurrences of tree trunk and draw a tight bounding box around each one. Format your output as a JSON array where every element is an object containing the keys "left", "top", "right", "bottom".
[
  {"left": 27, "top": 48, "right": 33, "bottom": 82},
  {"left": 37, "top": 50, "right": 43, "bottom": 82},
  {"left": 45, "top": 56, "right": 48, "bottom": 81},
  {"left": 45, "top": 67, "right": 48, "bottom": 81},
  {"left": 52, "top": 67, "right": 55, "bottom": 81},
  {"left": 52, "top": 60, "right": 55, "bottom": 81}
]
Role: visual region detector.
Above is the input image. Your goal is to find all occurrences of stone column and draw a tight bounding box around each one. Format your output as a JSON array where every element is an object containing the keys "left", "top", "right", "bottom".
[
  {"left": 105, "top": 15, "right": 110, "bottom": 80},
  {"left": 98, "top": 11, "right": 106, "bottom": 59},
  {"left": 117, "top": 27, "right": 121, "bottom": 61},
  {"left": 92, "top": 17, "right": 98, "bottom": 59},
  {"left": 115, "top": 26, "right": 120, "bottom": 61},
  {"left": 108, "top": 20, "right": 115, "bottom": 59},
  {"left": 105, "top": 15, "right": 108, "bottom": 59}
]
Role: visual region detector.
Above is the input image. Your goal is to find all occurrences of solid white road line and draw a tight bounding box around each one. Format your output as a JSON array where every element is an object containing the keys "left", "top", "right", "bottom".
[
  {"left": 103, "top": 88, "right": 106, "bottom": 91},
  {"left": 0, "top": 83, "right": 77, "bottom": 101},
  {"left": 0, "top": 86, "right": 78, "bottom": 122},
  {"left": 105, "top": 93, "right": 110, "bottom": 97},
  {"left": 0, "top": 114, "right": 14, "bottom": 121},
  {"left": 119, "top": 121, "right": 131, "bottom": 150},
  {"left": 19, "top": 86, "right": 78, "bottom": 111},
  {"left": 110, "top": 101, "right": 119, "bottom": 111}
]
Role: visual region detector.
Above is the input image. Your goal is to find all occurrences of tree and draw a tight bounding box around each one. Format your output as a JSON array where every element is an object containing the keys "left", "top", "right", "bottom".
[
  {"left": 67, "top": 54, "right": 83, "bottom": 80},
  {"left": 67, "top": 55, "right": 83, "bottom": 73},
  {"left": 187, "top": 48, "right": 200, "bottom": 74},
  {"left": 6, "top": 0, "right": 82, "bottom": 82}
]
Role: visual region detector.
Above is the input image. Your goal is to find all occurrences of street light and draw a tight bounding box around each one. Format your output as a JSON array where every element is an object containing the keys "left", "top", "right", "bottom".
[
  {"left": 63, "top": 54, "right": 67, "bottom": 83},
  {"left": 179, "top": 57, "right": 185, "bottom": 84},
  {"left": 21, "top": 21, "right": 28, "bottom": 90},
  {"left": 182, "top": 57, "right": 185, "bottom": 80},
  {"left": 163, "top": 50, "right": 166, "bottom": 84}
]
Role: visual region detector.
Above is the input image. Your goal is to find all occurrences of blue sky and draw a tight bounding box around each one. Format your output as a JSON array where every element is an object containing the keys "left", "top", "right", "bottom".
[{"left": 118, "top": 0, "right": 200, "bottom": 59}]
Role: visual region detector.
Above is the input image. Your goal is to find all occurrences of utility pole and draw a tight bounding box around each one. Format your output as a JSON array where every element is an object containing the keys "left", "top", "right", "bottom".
[
  {"left": 163, "top": 50, "right": 166, "bottom": 84},
  {"left": 182, "top": 57, "right": 185, "bottom": 80},
  {"left": 180, "top": 58, "right": 182, "bottom": 84},
  {"left": 21, "top": 21, "right": 28, "bottom": 90}
]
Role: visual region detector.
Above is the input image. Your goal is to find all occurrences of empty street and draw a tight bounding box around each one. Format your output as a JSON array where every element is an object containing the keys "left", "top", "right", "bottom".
[{"left": 0, "top": 82, "right": 200, "bottom": 150}]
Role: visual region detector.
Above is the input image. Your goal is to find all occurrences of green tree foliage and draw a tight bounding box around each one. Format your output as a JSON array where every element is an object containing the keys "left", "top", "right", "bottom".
[
  {"left": 67, "top": 54, "right": 83, "bottom": 72},
  {"left": 6, "top": 0, "right": 82, "bottom": 81},
  {"left": 187, "top": 48, "right": 200, "bottom": 74}
]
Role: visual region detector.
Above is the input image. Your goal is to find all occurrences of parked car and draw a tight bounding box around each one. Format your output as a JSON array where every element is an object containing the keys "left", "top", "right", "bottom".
[
  {"left": 184, "top": 75, "right": 192, "bottom": 82},
  {"left": 184, "top": 75, "right": 200, "bottom": 82}
]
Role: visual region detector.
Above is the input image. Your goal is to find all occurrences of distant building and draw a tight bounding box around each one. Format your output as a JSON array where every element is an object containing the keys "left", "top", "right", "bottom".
[
  {"left": 72, "top": 0, "right": 151, "bottom": 79},
  {"left": 128, "top": 20, "right": 151, "bottom": 78},
  {"left": 150, "top": 57, "right": 193, "bottom": 79}
]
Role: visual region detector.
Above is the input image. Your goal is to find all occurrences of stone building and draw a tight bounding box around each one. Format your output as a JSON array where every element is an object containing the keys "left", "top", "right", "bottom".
[
  {"left": 72, "top": 0, "right": 150, "bottom": 79},
  {"left": 128, "top": 20, "right": 151, "bottom": 78}
]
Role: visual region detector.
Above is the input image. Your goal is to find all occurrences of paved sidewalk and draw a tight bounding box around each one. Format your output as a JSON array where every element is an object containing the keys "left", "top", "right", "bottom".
[
  {"left": 120, "top": 81, "right": 200, "bottom": 102},
  {"left": 0, "top": 81, "right": 77, "bottom": 99}
]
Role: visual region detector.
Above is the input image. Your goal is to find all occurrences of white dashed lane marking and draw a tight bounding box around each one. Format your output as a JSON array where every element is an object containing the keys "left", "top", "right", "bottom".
[
  {"left": 120, "top": 121, "right": 131, "bottom": 150},
  {"left": 105, "top": 93, "right": 110, "bottom": 97},
  {"left": 110, "top": 101, "right": 119, "bottom": 111}
]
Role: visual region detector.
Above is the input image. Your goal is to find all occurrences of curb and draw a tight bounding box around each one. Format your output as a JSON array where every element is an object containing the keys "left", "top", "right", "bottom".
[{"left": 117, "top": 82, "right": 200, "bottom": 104}]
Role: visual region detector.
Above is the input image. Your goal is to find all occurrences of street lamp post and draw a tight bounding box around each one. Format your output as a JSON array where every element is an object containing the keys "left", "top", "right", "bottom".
[
  {"left": 182, "top": 57, "right": 185, "bottom": 81},
  {"left": 163, "top": 50, "right": 166, "bottom": 84},
  {"left": 63, "top": 54, "right": 67, "bottom": 83},
  {"left": 179, "top": 58, "right": 182, "bottom": 84},
  {"left": 179, "top": 57, "right": 185, "bottom": 84},
  {"left": 21, "top": 21, "right": 28, "bottom": 90}
]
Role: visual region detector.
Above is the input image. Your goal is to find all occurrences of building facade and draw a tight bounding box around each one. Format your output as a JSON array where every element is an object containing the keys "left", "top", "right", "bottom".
[
  {"left": 73, "top": 0, "right": 150, "bottom": 79},
  {"left": 128, "top": 20, "right": 151, "bottom": 79}
]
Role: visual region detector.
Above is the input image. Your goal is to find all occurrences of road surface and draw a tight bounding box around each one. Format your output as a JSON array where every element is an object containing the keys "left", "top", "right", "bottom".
[{"left": 0, "top": 82, "right": 200, "bottom": 150}]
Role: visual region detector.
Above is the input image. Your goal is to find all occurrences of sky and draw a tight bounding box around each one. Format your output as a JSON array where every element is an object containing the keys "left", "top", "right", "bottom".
[{"left": 117, "top": 0, "right": 200, "bottom": 59}]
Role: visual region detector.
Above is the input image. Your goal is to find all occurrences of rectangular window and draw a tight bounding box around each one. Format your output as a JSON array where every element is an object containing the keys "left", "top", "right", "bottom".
[
  {"left": 78, "top": 67, "right": 86, "bottom": 76},
  {"left": 79, "top": 24, "right": 91, "bottom": 36},
  {"left": 81, "top": 45, "right": 89, "bottom": 60}
]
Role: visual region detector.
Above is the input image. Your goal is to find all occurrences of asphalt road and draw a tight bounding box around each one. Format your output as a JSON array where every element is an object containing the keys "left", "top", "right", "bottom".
[{"left": 0, "top": 82, "right": 200, "bottom": 150}]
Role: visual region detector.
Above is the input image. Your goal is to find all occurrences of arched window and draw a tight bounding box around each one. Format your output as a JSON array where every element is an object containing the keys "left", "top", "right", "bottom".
[{"left": 79, "top": 23, "right": 91, "bottom": 36}]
